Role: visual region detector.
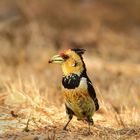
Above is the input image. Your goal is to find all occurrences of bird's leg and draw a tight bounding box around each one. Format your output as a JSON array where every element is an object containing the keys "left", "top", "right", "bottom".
[
  {"left": 88, "top": 122, "right": 90, "bottom": 133},
  {"left": 88, "top": 122, "right": 91, "bottom": 134},
  {"left": 64, "top": 104, "right": 74, "bottom": 130},
  {"left": 63, "top": 114, "right": 73, "bottom": 130},
  {"left": 87, "top": 118, "right": 94, "bottom": 134}
]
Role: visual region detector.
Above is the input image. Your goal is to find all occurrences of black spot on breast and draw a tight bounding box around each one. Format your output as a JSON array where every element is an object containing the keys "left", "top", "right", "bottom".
[
  {"left": 82, "top": 111, "right": 86, "bottom": 116},
  {"left": 62, "top": 74, "right": 81, "bottom": 89}
]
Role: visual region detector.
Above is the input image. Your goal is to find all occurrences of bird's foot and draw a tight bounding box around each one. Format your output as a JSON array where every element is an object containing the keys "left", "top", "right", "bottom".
[
  {"left": 60, "top": 126, "right": 70, "bottom": 134},
  {"left": 63, "top": 126, "right": 68, "bottom": 131}
]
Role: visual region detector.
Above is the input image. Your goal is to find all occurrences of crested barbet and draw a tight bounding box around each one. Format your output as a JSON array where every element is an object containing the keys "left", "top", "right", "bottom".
[{"left": 49, "top": 48, "right": 99, "bottom": 132}]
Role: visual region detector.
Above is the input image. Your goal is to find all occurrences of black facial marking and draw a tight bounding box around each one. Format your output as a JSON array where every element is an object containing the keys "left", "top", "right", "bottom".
[
  {"left": 62, "top": 54, "right": 69, "bottom": 60},
  {"left": 62, "top": 74, "right": 81, "bottom": 89}
]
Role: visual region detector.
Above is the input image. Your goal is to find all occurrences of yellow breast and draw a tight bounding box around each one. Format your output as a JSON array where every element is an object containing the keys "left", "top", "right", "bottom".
[{"left": 62, "top": 78, "right": 95, "bottom": 119}]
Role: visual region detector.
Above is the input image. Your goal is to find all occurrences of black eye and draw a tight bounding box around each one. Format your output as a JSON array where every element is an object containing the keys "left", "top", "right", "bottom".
[{"left": 63, "top": 55, "right": 69, "bottom": 60}]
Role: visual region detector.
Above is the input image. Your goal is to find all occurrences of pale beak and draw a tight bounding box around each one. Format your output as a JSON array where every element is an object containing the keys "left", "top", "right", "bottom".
[{"left": 49, "top": 55, "right": 64, "bottom": 64}]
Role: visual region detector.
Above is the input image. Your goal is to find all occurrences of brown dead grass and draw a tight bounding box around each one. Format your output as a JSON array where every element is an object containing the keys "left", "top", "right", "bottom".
[
  {"left": 0, "top": 1, "right": 140, "bottom": 138},
  {"left": 0, "top": 45, "right": 140, "bottom": 139}
]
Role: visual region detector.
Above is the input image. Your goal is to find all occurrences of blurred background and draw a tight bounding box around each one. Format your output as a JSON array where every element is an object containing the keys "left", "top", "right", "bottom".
[
  {"left": 0, "top": 0, "right": 140, "bottom": 121},
  {"left": 0, "top": 0, "right": 140, "bottom": 138}
]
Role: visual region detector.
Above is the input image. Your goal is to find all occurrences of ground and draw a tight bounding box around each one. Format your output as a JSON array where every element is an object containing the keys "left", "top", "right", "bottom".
[
  {"left": 0, "top": 0, "right": 140, "bottom": 139},
  {"left": 0, "top": 44, "right": 140, "bottom": 139}
]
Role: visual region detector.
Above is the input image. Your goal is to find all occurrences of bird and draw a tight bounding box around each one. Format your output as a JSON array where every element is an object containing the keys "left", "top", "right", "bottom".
[{"left": 49, "top": 48, "right": 99, "bottom": 132}]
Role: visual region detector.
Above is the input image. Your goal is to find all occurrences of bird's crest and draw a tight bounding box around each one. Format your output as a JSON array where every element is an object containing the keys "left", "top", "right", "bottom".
[
  {"left": 71, "top": 48, "right": 86, "bottom": 56},
  {"left": 59, "top": 48, "right": 85, "bottom": 56}
]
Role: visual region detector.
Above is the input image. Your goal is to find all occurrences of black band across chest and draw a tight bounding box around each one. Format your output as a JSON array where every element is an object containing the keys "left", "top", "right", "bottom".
[{"left": 62, "top": 74, "right": 81, "bottom": 89}]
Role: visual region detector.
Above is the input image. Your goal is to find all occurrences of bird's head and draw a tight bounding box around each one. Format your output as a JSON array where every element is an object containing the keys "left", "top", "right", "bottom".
[{"left": 49, "top": 48, "right": 86, "bottom": 76}]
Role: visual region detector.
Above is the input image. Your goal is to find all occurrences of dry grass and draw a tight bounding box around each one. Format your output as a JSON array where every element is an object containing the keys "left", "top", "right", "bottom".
[
  {"left": 0, "top": 1, "right": 140, "bottom": 139},
  {"left": 0, "top": 44, "right": 140, "bottom": 139}
]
